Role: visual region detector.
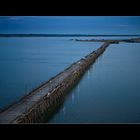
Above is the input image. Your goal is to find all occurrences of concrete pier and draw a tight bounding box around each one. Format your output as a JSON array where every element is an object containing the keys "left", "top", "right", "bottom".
[{"left": 0, "top": 42, "right": 110, "bottom": 123}]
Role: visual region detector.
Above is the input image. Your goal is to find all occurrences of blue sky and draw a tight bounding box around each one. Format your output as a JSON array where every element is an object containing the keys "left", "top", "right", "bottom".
[{"left": 0, "top": 16, "right": 140, "bottom": 34}]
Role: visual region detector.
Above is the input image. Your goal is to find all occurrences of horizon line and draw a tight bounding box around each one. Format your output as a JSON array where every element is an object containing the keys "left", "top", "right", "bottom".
[{"left": 0, "top": 33, "right": 140, "bottom": 36}]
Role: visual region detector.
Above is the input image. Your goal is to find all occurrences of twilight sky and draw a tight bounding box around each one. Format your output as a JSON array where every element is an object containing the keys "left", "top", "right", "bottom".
[{"left": 0, "top": 16, "right": 140, "bottom": 34}]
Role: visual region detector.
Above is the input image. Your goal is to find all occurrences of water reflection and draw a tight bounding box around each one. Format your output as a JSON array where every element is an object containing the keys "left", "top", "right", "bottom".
[
  {"left": 49, "top": 42, "right": 140, "bottom": 123},
  {"left": 62, "top": 105, "right": 66, "bottom": 115},
  {"left": 0, "top": 37, "right": 102, "bottom": 109},
  {"left": 72, "top": 93, "right": 75, "bottom": 104},
  {"left": 87, "top": 70, "right": 90, "bottom": 80},
  {"left": 77, "top": 84, "right": 80, "bottom": 92}
]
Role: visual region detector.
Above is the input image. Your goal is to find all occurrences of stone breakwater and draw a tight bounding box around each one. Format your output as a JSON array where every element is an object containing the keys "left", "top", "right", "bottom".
[{"left": 0, "top": 42, "right": 110, "bottom": 123}]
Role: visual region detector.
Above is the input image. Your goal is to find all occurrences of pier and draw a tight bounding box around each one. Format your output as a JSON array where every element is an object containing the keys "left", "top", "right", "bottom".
[{"left": 0, "top": 42, "right": 110, "bottom": 123}]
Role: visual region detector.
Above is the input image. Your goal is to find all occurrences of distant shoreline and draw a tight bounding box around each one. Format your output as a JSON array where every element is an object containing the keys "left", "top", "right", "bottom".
[{"left": 0, "top": 34, "right": 140, "bottom": 37}]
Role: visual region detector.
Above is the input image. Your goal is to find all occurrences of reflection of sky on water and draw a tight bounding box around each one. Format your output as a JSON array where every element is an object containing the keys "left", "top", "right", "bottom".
[
  {"left": 49, "top": 42, "right": 140, "bottom": 123},
  {"left": 0, "top": 37, "right": 102, "bottom": 110}
]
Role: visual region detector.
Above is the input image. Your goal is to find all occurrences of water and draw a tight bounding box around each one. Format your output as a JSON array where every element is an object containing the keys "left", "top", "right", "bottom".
[
  {"left": 0, "top": 36, "right": 102, "bottom": 110},
  {"left": 0, "top": 36, "right": 140, "bottom": 123},
  {"left": 49, "top": 42, "right": 140, "bottom": 123}
]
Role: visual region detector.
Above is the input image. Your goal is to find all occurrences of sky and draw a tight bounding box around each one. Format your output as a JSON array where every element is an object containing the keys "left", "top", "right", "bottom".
[{"left": 0, "top": 16, "right": 140, "bottom": 34}]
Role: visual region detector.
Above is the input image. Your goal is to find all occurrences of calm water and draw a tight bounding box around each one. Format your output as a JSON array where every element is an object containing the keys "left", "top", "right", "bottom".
[
  {"left": 49, "top": 42, "right": 140, "bottom": 123},
  {"left": 0, "top": 36, "right": 140, "bottom": 123},
  {"left": 0, "top": 37, "right": 102, "bottom": 110}
]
